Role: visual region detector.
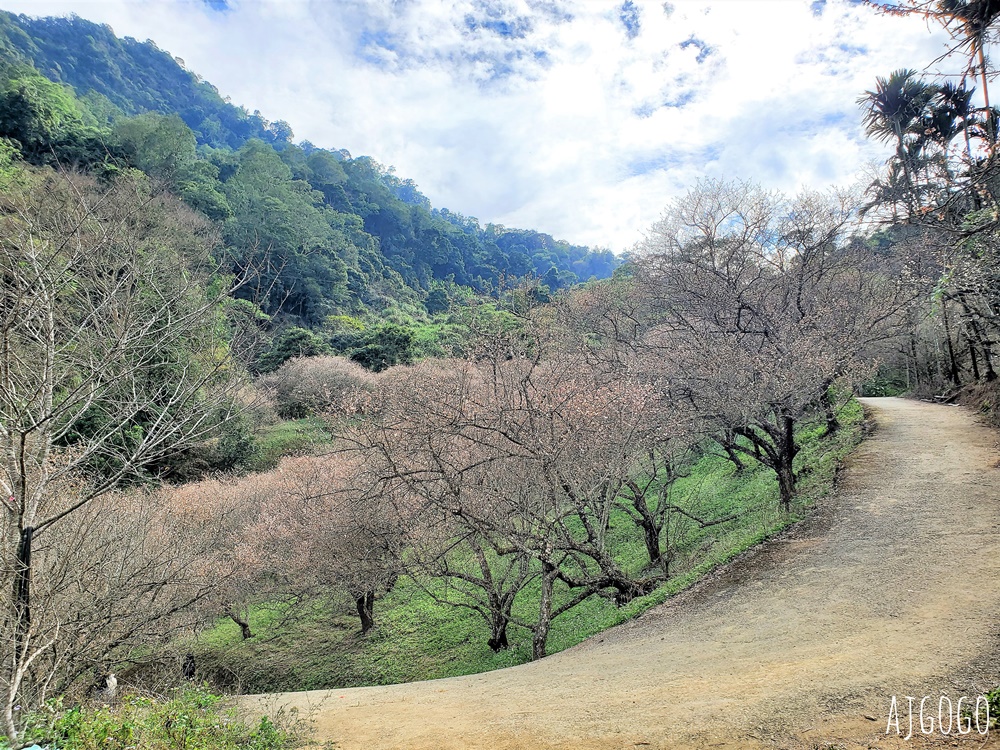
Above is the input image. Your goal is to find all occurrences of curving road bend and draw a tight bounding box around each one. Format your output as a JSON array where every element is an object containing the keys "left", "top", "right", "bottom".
[{"left": 243, "top": 398, "right": 1000, "bottom": 749}]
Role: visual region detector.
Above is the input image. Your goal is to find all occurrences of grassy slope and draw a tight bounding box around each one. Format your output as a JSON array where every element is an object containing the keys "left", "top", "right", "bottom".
[
  {"left": 246, "top": 417, "right": 331, "bottom": 472},
  {"left": 191, "top": 401, "right": 866, "bottom": 694}
]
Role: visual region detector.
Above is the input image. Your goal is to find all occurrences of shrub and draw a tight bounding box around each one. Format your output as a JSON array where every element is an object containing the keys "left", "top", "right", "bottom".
[
  {"left": 261, "top": 355, "right": 376, "bottom": 419},
  {"left": 348, "top": 324, "right": 416, "bottom": 372},
  {"left": 9, "top": 686, "right": 298, "bottom": 750},
  {"left": 859, "top": 368, "right": 908, "bottom": 397}
]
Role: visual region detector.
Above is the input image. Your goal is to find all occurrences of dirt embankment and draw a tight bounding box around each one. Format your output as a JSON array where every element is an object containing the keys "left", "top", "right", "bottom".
[{"left": 244, "top": 398, "right": 1000, "bottom": 749}]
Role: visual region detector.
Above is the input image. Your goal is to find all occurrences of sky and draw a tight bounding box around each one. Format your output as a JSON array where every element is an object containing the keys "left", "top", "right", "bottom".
[{"left": 0, "top": 0, "right": 957, "bottom": 252}]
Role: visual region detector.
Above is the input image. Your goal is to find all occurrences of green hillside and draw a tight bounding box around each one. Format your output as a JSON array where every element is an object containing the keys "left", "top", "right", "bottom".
[{"left": 0, "top": 10, "right": 619, "bottom": 341}]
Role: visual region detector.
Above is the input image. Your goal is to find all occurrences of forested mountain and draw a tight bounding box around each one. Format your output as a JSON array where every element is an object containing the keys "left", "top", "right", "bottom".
[
  {"left": 0, "top": 11, "right": 291, "bottom": 147},
  {"left": 0, "top": 10, "right": 619, "bottom": 338}
]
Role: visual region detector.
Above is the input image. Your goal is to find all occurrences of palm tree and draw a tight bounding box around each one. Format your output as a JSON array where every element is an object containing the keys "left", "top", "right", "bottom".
[
  {"left": 859, "top": 69, "right": 939, "bottom": 204},
  {"left": 868, "top": 1, "right": 1000, "bottom": 144},
  {"left": 929, "top": 81, "right": 977, "bottom": 157},
  {"left": 860, "top": 69, "right": 936, "bottom": 143},
  {"left": 937, "top": 1, "right": 1000, "bottom": 144}
]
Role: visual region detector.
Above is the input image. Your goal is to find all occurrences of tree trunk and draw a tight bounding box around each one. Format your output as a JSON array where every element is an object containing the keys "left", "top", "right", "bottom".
[
  {"left": 532, "top": 562, "right": 558, "bottom": 661},
  {"left": 6, "top": 528, "right": 33, "bottom": 747},
  {"left": 909, "top": 333, "right": 921, "bottom": 391},
  {"left": 626, "top": 485, "right": 669, "bottom": 575},
  {"left": 942, "top": 299, "right": 961, "bottom": 387},
  {"left": 980, "top": 44, "right": 995, "bottom": 147},
  {"left": 721, "top": 441, "right": 746, "bottom": 473},
  {"left": 777, "top": 415, "right": 797, "bottom": 512},
  {"left": 957, "top": 294, "right": 996, "bottom": 382},
  {"left": 969, "top": 340, "right": 982, "bottom": 381},
  {"left": 356, "top": 591, "right": 375, "bottom": 634},
  {"left": 13, "top": 527, "right": 32, "bottom": 649},
  {"left": 226, "top": 611, "right": 254, "bottom": 640},
  {"left": 385, "top": 570, "right": 399, "bottom": 592},
  {"left": 820, "top": 386, "right": 839, "bottom": 437},
  {"left": 3, "top": 695, "right": 17, "bottom": 748},
  {"left": 486, "top": 591, "right": 513, "bottom": 652},
  {"left": 642, "top": 523, "right": 669, "bottom": 577},
  {"left": 610, "top": 575, "right": 655, "bottom": 606},
  {"left": 487, "top": 619, "right": 509, "bottom": 652},
  {"left": 983, "top": 343, "right": 997, "bottom": 382},
  {"left": 777, "top": 461, "right": 795, "bottom": 512}
]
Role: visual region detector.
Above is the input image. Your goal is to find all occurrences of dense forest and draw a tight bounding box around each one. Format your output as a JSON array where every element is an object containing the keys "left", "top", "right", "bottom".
[{"left": 1, "top": 2, "right": 999, "bottom": 748}]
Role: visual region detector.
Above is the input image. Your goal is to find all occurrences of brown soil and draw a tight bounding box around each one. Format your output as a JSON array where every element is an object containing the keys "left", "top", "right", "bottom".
[{"left": 243, "top": 398, "right": 1000, "bottom": 749}]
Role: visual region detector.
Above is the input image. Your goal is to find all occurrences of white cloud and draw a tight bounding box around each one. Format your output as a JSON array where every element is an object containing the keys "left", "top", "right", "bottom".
[{"left": 0, "top": 0, "right": 956, "bottom": 251}]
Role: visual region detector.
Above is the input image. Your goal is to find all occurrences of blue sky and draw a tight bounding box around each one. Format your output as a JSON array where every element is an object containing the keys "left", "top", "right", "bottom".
[{"left": 1, "top": 0, "right": 954, "bottom": 250}]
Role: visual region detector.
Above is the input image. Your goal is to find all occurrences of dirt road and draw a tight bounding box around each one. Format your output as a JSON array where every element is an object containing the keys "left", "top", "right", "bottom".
[{"left": 244, "top": 398, "right": 1000, "bottom": 749}]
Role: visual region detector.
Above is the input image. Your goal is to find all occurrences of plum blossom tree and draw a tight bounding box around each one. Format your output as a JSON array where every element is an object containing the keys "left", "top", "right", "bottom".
[
  {"left": 635, "top": 180, "right": 916, "bottom": 509},
  {"left": 348, "top": 324, "right": 691, "bottom": 659},
  {"left": 239, "top": 453, "right": 406, "bottom": 634}
]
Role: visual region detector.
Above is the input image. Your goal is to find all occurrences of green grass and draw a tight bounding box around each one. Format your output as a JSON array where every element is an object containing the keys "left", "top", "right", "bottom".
[
  {"left": 247, "top": 418, "right": 332, "bottom": 471},
  {"left": 190, "top": 401, "right": 866, "bottom": 693},
  {"left": 6, "top": 686, "right": 298, "bottom": 750}
]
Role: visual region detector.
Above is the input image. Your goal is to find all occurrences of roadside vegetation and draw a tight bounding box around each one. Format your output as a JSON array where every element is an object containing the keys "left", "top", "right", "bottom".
[{"left": 1, "top": 687, "right": 299, "bottom": 750}]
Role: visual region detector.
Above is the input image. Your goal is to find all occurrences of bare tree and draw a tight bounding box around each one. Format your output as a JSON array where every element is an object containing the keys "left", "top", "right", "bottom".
[
  {"left": 0, "top": 166, "right": 250, "bottom": 744},
  {"left": 350, "top": 323, "right": 688, "bottom": 659},
  {"left": 343, "top": 358, "right": 533, "bottom": 651},
  {"left": 243, "top": 453, "right": 406, "bottom": 635},
  {"left": 635, "top": 180, "right": 917, "bottom": 509},
  {"left": 411, "top": 527, "right": 533, "bottom": 653},
  {"left": 2, "top": 482, "right": 242, "bottom": 727}
]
